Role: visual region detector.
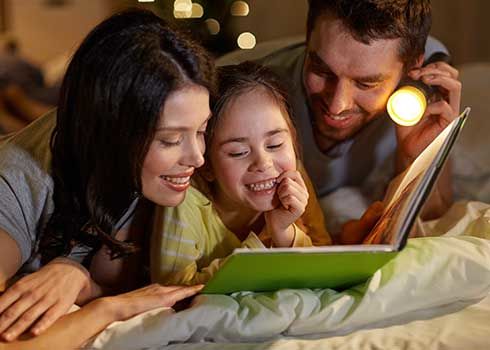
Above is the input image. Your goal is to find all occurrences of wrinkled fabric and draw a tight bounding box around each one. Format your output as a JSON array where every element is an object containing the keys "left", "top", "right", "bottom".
[{"left": 88, "top": 201, "right": 490, "bottom": 350}]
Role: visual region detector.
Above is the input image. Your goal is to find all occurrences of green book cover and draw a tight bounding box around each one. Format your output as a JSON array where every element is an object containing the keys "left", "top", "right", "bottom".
[{"left": 202, "top": 108, "right": 470, "bottom": 294}]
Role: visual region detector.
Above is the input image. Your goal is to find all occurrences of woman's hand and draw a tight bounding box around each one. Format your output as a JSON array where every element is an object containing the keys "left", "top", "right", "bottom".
[
  {"left": 102, "top": 283, "right": 204, "bottom": 322},
  {"left": 0, "top": 257, "right": 94, "bottom": 341},
  {"left": 265, "top": 170, "right": 309, "bottom": 247}
]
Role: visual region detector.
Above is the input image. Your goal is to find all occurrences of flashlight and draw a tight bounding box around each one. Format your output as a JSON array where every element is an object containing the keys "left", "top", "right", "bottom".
[
  {"left": 387, "top": 51, "right": 451, "bottom": 126},
  {"left": 387, "top": 79, "right": 432, "bottom": 126}
]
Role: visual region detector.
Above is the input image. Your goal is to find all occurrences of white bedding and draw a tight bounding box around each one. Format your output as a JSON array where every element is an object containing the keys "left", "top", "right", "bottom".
[{"left": 87, "top": 201, "right": 490, "bottom": 350}]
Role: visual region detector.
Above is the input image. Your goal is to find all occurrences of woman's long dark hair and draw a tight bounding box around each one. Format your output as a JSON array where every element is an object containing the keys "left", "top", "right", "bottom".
[{"left": 40, "top": 9, "right": 215, "bottom": 263}]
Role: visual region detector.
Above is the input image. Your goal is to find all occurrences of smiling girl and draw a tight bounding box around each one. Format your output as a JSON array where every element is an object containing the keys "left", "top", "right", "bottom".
[{"left": 152, "top": 62, "right": 331, "bottom": 286}]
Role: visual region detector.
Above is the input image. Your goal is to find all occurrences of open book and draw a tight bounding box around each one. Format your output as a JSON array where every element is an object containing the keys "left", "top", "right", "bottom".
[{"left": 202, "top": 108, "right": 471, "bottom": 294}]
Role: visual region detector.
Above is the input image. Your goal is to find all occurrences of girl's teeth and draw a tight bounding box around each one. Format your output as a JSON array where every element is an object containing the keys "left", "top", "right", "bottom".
[
  {"left": 248, "top": 179, "right": 277, "bottom": 192},
  {"left": 162, "top": 176, "right": 190, "bottom": 184}
]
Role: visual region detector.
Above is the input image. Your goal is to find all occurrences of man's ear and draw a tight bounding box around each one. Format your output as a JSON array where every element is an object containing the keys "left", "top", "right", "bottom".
[{"left": 414, "top": 54, "right": 424, "bottom": 68}]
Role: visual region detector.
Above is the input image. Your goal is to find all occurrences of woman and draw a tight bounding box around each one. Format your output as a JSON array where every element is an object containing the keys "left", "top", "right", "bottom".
[{"left": 0, "top": 8, "right": 215, "bottom": 344}]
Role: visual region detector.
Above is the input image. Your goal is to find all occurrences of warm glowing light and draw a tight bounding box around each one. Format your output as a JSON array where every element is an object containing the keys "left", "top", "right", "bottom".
[
  {"left": 174, "top": 0, "right": 192, "bottom": 11},
  {"left": 205, "top": 18, "right": 220, "bottom": 35},
  {"left": 237, "top": 32, "right": 256, "bottom": 49},
  {"left": 230, "top": 1, "right": 249, "bottom": 16},
  {"left": 174, "top": 9, "right": 192, "bottom": 18},
  {"left": 173, "top": 0, "right": 192, "bottom": 18},
  {"left": 387, "top": 85, "right": 427, "bottom": 126},
  {"left": 138, "top": 0, "right": 155, "bottom": 2},
  {"left": 190, "top": 3, "right": 204, "bottom": 18}
]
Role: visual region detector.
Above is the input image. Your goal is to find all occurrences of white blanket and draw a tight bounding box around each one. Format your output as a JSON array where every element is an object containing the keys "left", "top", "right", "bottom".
[{"left": 88, "top": 201, "right": 490, "bottom": 350}]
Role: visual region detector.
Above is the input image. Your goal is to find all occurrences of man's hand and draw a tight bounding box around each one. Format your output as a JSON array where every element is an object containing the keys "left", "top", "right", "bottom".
[
  {"left": 0, "top": 257, "right": 94, "bottom": 341},
  {"left": 264, "top": 170, "right": 309, "bottom": 247},
  {"left": 395, "top": 61, "right": 461, "bottom": 170},
  {"left": 339, "top": 201, "right": 384, "bottom": 245}
]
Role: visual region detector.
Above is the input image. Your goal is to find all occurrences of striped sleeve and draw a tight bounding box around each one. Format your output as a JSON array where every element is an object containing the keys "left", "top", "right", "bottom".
[{"left": 151, "top": 202, "right": 202, "bottom": 285}]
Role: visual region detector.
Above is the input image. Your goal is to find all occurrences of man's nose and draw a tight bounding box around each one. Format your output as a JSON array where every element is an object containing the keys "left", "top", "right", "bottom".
[{"left": 326, "top": 79, "right": 353, "bottom": 115}]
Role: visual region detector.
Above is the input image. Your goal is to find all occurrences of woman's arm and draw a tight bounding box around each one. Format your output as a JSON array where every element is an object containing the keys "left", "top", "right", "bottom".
[
  {"left": 0, "top": 257, "right": 104, "bottom": 341},
  {"left": 0, "top": 230, "right": 22, "bottom": 291},
  {"left": 1, "top": 283, "right": 203, "bottom": 350}
]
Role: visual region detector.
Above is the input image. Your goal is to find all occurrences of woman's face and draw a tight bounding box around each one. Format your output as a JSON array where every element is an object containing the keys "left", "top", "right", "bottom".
[
  {"left": 209, "top": 89, "right": 297, "bottom": 213},
  {"left": 142, "top": 84, "right": 211, "bottom": 207}
]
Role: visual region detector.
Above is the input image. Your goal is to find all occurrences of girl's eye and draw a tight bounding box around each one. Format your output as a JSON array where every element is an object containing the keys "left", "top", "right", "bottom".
[
  {"left": 267, "top": 143, "right": 283, "bottom": 150},
  {"left": 197, "top": 130, "right": 207, "bottom": 137}
]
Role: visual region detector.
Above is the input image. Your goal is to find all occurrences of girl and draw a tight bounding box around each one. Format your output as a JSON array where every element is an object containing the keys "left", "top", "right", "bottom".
[
  {"left": 0, "top": 9, "right": 215, "bottom": 343},
  {"left": 152, "top": 62, "right": 331, "bottom": 286}
]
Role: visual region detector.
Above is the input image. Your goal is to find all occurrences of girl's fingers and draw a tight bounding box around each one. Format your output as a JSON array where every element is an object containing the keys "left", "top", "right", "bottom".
[
  {"left": 277, "top": 180, "right": 308, "bottom": 207},
  {"left": 278, "top": 195, "right": 304, "bottom": 215},
  {"left": 277, "top": 170, "right": 306, "bottom": 188}
]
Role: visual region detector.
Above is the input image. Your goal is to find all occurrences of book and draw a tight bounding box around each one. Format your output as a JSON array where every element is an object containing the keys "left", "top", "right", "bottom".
[{"left": 202, "top": 108, "right": 471, "bottom": 294}]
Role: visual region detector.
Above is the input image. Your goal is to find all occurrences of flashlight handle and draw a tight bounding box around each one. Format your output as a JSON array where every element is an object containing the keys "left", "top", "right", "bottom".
[{"left": 423, "top": 51, "right": 451, "bottom": 66}]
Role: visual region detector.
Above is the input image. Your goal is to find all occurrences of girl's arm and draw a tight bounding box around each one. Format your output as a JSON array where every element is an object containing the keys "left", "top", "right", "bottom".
[
  {"left": 158, "top": 232, "right": 266, "bottom": 286},
  {"left": 1, "top": 284, "right": 203, "bottom": 350},
  {"left": 296, "top": 162, "right": 332, "bottom": 245}
]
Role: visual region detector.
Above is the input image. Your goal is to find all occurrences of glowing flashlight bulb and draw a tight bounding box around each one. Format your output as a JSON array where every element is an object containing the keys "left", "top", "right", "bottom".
[{"left": 387, "top": 85, "right": 427, "bottom": 126}]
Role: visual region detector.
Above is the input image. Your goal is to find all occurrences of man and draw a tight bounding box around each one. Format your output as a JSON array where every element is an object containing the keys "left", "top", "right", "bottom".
[{"left": 219, "top": 0, "right": 461, "bottom": 237}]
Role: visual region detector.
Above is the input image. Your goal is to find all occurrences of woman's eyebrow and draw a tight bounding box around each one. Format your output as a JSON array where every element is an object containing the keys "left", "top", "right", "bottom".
[
  {"left": 156, "top": 126, "right": 187, "bottom": 132},
  {"left": 156, "top": 113, "right": 212, "bottom": 132}
]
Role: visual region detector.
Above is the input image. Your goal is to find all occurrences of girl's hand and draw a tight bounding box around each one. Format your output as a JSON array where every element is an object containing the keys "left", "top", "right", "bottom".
[
  {"left": 0, "top": 258, "right": 93, "bottom": 341},
  {"left": 102, "top": 283, "right": 204, "bottom": 322},
  {"left": 264, "top": 170, "right": 309, "bottom": 247}
]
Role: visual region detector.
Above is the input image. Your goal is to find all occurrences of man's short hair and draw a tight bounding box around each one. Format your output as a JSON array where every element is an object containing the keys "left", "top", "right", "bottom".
[{"left": 306, "top": 0, "right": 432, "bottom": 68}]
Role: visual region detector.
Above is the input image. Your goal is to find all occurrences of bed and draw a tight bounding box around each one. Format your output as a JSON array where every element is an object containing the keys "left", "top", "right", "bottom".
[{"left": 84, "top": 63, "right": 490, "bottom": 350}]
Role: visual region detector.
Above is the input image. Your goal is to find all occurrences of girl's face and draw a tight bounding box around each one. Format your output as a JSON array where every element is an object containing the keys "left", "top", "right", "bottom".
[
  {"left": 142, "top": 84, "right": 211, "bottom": 207},
  {"left": 209, "top": 89, "right": 297, "bottom": 213}
]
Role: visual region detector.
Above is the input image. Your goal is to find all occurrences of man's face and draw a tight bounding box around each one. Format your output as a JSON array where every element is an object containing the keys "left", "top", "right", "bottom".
[{"left": 303, "top": 15, "right": 404, "bottom": 150}]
